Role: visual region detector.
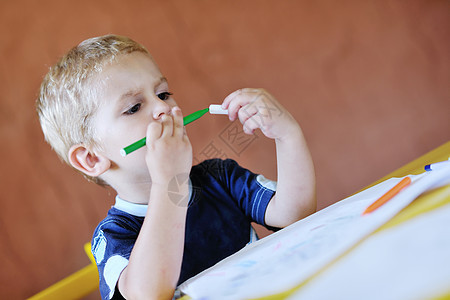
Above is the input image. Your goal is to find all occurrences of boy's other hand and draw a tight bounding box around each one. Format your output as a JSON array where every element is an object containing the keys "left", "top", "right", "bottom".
[
  {"left": 221, "top": 88, "right": 300, "bottom": 141},
  {"left": 145, "top": 106, "right": 192, "bottom": 185}
]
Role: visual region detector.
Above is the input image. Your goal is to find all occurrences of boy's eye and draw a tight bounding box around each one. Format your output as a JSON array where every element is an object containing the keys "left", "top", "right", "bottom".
[
  {"left": 157, "top": 92, "right": 173, "bottom": 101},
  {"left": 124, "top": 103, "right": 141, "bottom": 115}
]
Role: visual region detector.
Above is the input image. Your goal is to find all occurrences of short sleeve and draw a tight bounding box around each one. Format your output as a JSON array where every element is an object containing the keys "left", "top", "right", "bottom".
[
  {"left": 91, "top": 214, "right": 139, "bottom": 299},
  {"left": 215, "top": 159, "right": 277, "bottom": 226}
]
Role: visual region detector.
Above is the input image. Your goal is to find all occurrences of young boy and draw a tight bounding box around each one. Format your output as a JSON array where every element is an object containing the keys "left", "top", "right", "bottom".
[{"left": 37, "top": 34, "right": 315, "bottom": 299}]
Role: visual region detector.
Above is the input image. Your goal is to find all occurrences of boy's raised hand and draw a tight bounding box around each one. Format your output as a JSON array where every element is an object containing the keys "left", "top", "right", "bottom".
[
  {"left": 120, "top": 106, "right": 192, "bottom": 299},
  {"left": 145, "top": 106, "right": 192, "bottom": 186},
  {"left": 222, "top": 88, "right": 316, "bottom": 228},
  {"left": 221, "top": 88, "right": 300, "bottom": 141}
]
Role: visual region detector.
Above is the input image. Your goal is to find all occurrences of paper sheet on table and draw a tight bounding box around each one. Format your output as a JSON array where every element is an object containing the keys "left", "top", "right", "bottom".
[
  {"left": 290, "top": 198, "right": 450, "bottom": 300},
  {"left": 178, "top": 165, "right": 450, "bottom": 300}
]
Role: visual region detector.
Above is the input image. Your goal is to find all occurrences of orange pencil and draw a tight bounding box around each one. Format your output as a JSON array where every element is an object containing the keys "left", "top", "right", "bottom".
[{"left": 362, "top": 176, "right": 412, "bottom": 215}]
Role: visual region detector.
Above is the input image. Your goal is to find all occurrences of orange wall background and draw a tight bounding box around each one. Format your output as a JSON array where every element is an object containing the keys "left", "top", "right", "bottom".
[{"left": 0, "top": 1, "right": 448, "bottom": 298}]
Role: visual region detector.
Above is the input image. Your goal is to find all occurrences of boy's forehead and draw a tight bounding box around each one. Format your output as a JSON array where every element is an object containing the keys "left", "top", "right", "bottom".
[
  {"left": 103, "top": 52, "right": 162, "bottom": 78},
  {"left": 93, "top": 53, "right": 165, "bottom": 98}
]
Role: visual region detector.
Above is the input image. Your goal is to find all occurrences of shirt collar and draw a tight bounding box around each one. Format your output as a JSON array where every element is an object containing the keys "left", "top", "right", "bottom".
[
  {"left": 114, "top": 196, "right": 148, "bottom": 217},
  {"left": 114, "top": 179, "right": 194, "bottom": 217}
]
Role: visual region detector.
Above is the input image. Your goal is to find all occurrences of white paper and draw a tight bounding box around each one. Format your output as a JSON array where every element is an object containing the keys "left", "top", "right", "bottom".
[
  {"left": 178, "top": 165, "right": 450, "bottom": 300},
  {"left": 289, "top": 202, "right": 450, "bottom": 300}
]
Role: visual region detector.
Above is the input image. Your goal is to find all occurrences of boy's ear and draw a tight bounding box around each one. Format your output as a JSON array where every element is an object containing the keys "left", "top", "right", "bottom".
[{"left": 68, "top": 144, "right": 111, "bottom": 177}]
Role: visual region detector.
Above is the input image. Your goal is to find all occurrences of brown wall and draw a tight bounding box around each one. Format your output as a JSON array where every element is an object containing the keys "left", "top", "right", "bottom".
[{"left": 1, "top": 0, "right": 448, "bottom": 298}]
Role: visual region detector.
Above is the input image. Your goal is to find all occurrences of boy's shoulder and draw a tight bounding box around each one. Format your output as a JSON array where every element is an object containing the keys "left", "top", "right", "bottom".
[
  {"left": 90, "top": 207, "right": 141, "bottom": 266},
  {"left": 92, "top": 206, "right": 142, "bottom": 242}
]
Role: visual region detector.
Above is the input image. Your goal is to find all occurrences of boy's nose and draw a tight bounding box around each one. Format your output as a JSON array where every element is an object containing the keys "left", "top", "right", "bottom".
[{"left": 153, "top": 100, "right": 171, "bottom": 120}]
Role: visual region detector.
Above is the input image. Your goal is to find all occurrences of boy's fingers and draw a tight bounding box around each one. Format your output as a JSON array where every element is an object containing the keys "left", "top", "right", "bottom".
[
  {"left": 238, "top": 103, "right": 258, "bottom": 125},
  {"left": 227, "top": 102, "right": 242, "bottom": 121},
  {"left": 172, "top": 106, "right": 184, "bottom": 137},
  {"left": 222, "top": 89, "right": 242, "bottom": 109},
  {"left": 223, "top": 88, "right": 262, "bottom": 121},
  {"left": 160, "top": 113, "right": 173, "bottom": 138},
  {"left": 146, "top": 122, "right": 162, "bottom": 149},
  {"left": 242, "top": 116, "right": 259, "bottom": 135},
  {"left": 222, "top": 88, "right": 260, "bottom": 107}
]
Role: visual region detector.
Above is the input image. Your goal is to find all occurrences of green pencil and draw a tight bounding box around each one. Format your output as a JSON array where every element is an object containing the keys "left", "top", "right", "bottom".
[{"left": 120, "top": 108, "right": 210, "bottom": 157}]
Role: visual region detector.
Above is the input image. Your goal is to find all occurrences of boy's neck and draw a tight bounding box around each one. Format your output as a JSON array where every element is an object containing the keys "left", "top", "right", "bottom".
[
  {"left": 100, "top": 168, "right": 153, "bottom": 204},
  {"left": 112, "top": 179, "right": 152, "bottom": 205}
]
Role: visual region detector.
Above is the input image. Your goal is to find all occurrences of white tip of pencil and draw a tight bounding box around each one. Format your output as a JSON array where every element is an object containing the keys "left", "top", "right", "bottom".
[
  {"left": 209, "top": 104, "right": 228, "bottom": 115},
  {"left": 120, "top": 149, "right": 127, "bottom": 157}
]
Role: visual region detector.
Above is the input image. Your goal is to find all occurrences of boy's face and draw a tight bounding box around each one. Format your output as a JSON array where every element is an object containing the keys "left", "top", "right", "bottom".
[{"left": 92, "top": 52, "right": 178, "bottom": 184}]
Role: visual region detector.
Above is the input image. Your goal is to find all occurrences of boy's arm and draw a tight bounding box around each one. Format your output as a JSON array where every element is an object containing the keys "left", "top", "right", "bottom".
[
  {"left": 266, "top": 126, "right": 316, "bottom": 228},
  {"left": 118, "top": 107, "right": 192, "bottom": 299},
  {"left": 118, "top": 182, "right": 189, "bottom": 299},
  {"left": 222, "top": 89, "right": 316, "bottom": 228}
]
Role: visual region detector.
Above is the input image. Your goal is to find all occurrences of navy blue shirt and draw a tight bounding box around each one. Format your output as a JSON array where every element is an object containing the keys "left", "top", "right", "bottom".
[{"left": 91, "top": 159, "right": 277, "bottom": 299}]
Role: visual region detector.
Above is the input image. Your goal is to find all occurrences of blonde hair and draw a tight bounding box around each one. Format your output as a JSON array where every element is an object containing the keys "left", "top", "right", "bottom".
[{"left": 37, "top": 34, "right": 150, "bottom": 185}]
